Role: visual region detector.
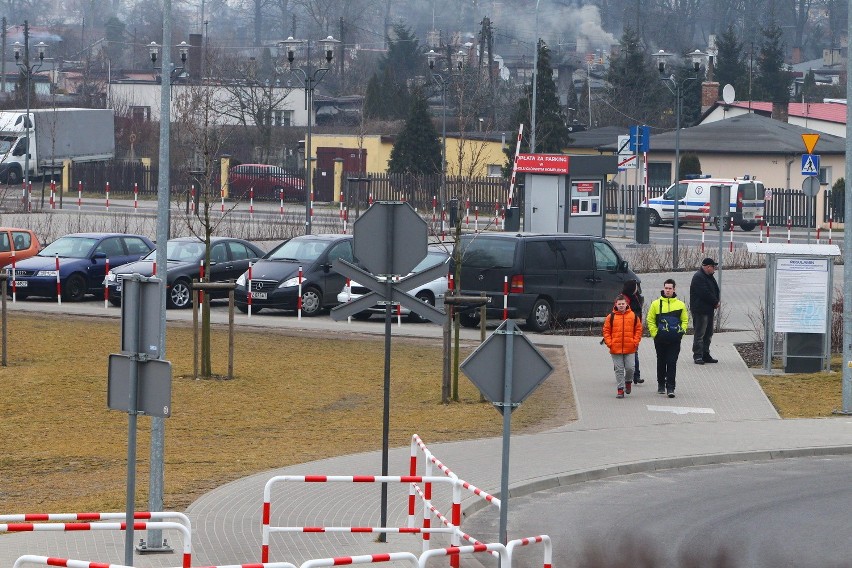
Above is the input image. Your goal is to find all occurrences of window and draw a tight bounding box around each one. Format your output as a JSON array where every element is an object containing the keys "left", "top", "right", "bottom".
[
  {"left": 570, "top": 180, "right": 601, "bottom": 216},
  {"left": 487, "top": 164, "right": 503, "bottom": 178},
  {"left": 227, "top": 241, "right": 254, "bottom": 260},
  {"left": 559, "top": 240, "right": 592, "bottom": 269},
  {"left": 326, "top": 241, "right": 353, "bottom": 264},
  {"left": 210, "top": 244, "right": 229, "bottom": 263},
  {"left": 592, "top": 241, "right": 619, "bottom": 271},
  {"left": 820, "top": 166, "right": 831, "bottom": 187},
  {"left": 131, "top": 106, "right": 151, "bottom": 122},
  {"left": 123, "top": 237, "right": 152, "bottom": 255},
  {"left": 11, "top": 231, "right": 30, "bottom": 251},
  {"left": 461, "top": 238, "right": 517, "bottom": 269},
  {"left": 96, "top": 237, "right": 126, "bottom": 257},
  {"left": 273, "top": 110, "right": 293, "bottom": 126},
  {"left": 0, "top": 232, "right": 10, "bottom": 252},
  {"left": 524, "top": 241, "right": 556, "bottom": 271}
]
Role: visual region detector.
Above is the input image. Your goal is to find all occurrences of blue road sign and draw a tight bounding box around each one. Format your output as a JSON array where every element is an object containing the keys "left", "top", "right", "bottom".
[
  {"left": 629, "top": 125, "right": 650, "bottom": 153},
  {"left": 801, "top": 154, "right": 820, "bottom": 176}
]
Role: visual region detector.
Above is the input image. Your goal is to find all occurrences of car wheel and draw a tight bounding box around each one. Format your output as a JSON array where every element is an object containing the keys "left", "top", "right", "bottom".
[
  {"left": 14, "top": 292, "right": 28, "bottom": 300},
  {"left": 63, "top": 274, "right": 87, "bottom": 302},
  {"left": 5, "top": 168, "right": 20, "bottom": 186},
  {"left": 713, "top": 217, "right": 732, "bottom": 231},
  {"left": 407, "top": 290, "right": 435, "bottom": 323},
  {"left": 740, "top": 221, "right": 757, "bottom": 232},
  {"left": 352, "top": 311, "right": 373, "bottom": 321},
  {"left": 300, "top": 287, "right": 322, "bottom": 316},
  {"left": 648, "top": 210, "right": 661, "bottom": 227},
  {"left": 459, "top": 311, "right": 481, "bottom": 328},
  {"left": 167, "top": 278, "right": 192, "bottom": 309},
  {"left": 108, "top": 297, "right": 122, "bottom": 307},
  {"left": 526, "top": 298, "right": 553, "bottom": 332},
  {"left": 237, "top": 303, "right": 262, "bottom": 314}
]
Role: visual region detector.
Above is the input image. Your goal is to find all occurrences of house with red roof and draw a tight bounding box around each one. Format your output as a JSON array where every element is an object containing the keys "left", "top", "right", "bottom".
[{"left": 700, "top": 101, "right": 847, "bottom": 137}]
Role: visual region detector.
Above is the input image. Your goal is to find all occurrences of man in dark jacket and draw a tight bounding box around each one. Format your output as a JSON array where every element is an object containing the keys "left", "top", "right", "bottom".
[{"left": 690, "top": 258, "right": 720, "bottom": 364}]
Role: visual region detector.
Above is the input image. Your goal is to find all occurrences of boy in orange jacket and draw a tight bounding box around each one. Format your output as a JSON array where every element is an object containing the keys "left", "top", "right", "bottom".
[{"left": 603, "top": 294, "right": 643, "bottom": 398}]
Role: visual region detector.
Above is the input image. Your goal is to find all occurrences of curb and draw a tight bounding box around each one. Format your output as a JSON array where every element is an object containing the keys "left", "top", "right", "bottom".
[{"left": 461, "top": 444, "right": 852, "bottom": 519}]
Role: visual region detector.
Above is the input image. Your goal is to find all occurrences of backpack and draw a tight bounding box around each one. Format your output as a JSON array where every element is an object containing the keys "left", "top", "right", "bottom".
[
  {"left": 656, "top": 298, "right": 683, "bottom": 342},
  {"left": 600, "top": 310, "right": 640, "bottom": 345}
]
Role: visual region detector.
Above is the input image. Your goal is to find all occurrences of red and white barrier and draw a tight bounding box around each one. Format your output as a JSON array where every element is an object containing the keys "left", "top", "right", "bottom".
[
  {"left": 12, "top": 556, "right": 131, "bottom": 568},
  {"left": 280, "top": 189, "right": 285, "bottom": 219},
  {"left": 104, "top": 258, "right": 110, "bottom": 308},
  {"left": 0, "top": 510, "right": 191, "bottom": 528},
  {"left": 700, "top": 217, "right": 706, "bottom": 253},
  {"left": 54, "top": 255, "right": 61, "bottom": 305},
  {"left": 10, "top": 251, "right": 17, "bottom": 302},
  {"left": 297, "top": 266, "right": 303, "bottom": 320},
  {"left": 301, "top": 552, "right": 418, "bottom": 568},
  {"left": 787, "top": 215, "right": 792, "bottom": 244},
  {"left": 507, "top": 123, "right": 523, "bottom": 211},
  {"left": 0, "top": 521, "right": 191, "bottom": 568},
  {"left": 221, "top": 188, "right": 225, "bottom": 215},
  {"left": 190, "top": 185, "right": 196, "bottom": 214},
  {"left": 250, "top": 187, "right": 255, "bottom": 218},
  {"left": 105, "top": 182, "right": 110, "bottom": 211},
  {"left": 247, "top": 263, "right": 253, "bottom": 317},
  {"left": 729, "top": 217, "right": 734, "bottom": 252},
  {"left": 417, "top": 543, "right": 508, "bottom": 568},
  {"left": 506, "top": 535, "right": 553, "bottom": 568},
  {"left": 261, "top": 475, "right": 461, "bottom": 564}
]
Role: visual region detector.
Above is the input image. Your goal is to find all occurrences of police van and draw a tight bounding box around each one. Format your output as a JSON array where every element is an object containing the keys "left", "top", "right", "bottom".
[{"left": 640, "top": 175, "right": 766, "bottom": 231}]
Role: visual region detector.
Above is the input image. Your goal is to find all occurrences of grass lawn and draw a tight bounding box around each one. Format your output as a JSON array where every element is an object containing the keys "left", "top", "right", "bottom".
[
  {"left": 0, "top": 313, "right": 573, "bottom": 514},
  {"left": 756, "top": 359, "right": 845, "bottom": 418}
]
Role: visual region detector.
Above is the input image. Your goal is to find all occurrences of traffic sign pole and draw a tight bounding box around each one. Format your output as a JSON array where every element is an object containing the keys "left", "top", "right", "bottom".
[{"left": 498, "top": 320, "right": 516, "bottom": 546}]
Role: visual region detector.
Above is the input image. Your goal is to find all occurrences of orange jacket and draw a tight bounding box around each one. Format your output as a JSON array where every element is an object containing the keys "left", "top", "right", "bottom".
[{"left": 602, "top": 306, "right": 642, "bottom": 355}]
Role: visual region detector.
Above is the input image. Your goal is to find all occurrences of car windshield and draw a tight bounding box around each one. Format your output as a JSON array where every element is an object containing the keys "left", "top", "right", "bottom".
[
  {"left": 266, "top": 238, "right": 330, "bottom": 262},
  {"left": 0, "top": 135, "right": 15, "bottom": 154},
  {"left": 412, "top": 250, "right": 449, "bottom": 272},
  {"left": 460, "top": 238, "right": 516, "bottom": 269},
  {"left": 663, "top": 183, "right": 688, "bottom": 200},
  {"left": 39, "top": 236, "right": 98, "bottom": 258},
  {"left": 142, "top": 240, "right": 205, "bottom": 262}
]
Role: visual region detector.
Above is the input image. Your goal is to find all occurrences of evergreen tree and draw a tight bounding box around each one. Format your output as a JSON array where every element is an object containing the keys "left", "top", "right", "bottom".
[
  {"left": 753, "top": 19, "right": 793, "bottom": 103},
  {"left": 679, "top": 153, "right": 702, "bottom": 177},
  {"left": 599, "top": 27, "right": 666, "bottom": 127},
  {"left": 714, "top": 24, "right": 749, "bottom": 101},
  {"left": 388, "top": 94, "right": 442, "bottom": 175},
  {"left": 364, "top": 25, "right": 420, "bottom": 120},
  {"left": 380, "top": 23, "right": 423, "bottom": 84},
  {"left": 801, "top": 70, "right": 817, "bottom": 102},
  {"left": 509, "top": 40, "right": 571, "bottom": 154},
  {"left": 363, "top": 73, "right": 383, "bottom": 119}
]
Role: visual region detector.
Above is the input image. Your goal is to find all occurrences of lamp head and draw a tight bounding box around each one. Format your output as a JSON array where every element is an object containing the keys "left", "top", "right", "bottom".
[
  {"left": 178, "top": 41, "right": 189, "bottom": 64},
  {"left": 279, "top": 36, "right": 303, "bottom": 64},
  {"left": 319, "top": 35, "right": 340, "bottom": 64},
  {"left": 652, "top": 49, "right": 673, "bottom": 76},
  {"left": 36, "top": 42, "right": 47, "bottom": 61},
  {"left": 690, "top": 49, "right": 707, "bottom": 73},
  {"left": 149, "top": 41, "right": 160, "bottom": 65},
  {"left": 12, "top": 41, "right": 21, "bottom": 62},
  {"left": 426, "top": 49, "right": 437, "bottom": 70}
]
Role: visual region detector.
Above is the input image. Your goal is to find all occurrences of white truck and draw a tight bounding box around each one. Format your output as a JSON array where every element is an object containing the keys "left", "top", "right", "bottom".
[{"left": 0, "top": 108, "right": 115, "bottom": 184}]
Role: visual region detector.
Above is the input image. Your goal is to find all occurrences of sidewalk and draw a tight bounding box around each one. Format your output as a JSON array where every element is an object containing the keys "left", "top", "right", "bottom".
[{"left": 2, "top": 270, "right": 852, "bottom": 567}]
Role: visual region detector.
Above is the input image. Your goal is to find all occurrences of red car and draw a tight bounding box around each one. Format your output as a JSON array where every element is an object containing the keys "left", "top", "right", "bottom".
[{"left": 228, "top": 164, "right": 305, "bottom": 201}]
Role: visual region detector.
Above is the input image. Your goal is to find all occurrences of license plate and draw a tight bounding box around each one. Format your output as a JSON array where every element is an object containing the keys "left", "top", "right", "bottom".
[
  {"left": 14, "top": 280, "right": 27, "bottom": 287},
  {"left": 252, "top": 292, "right": 267, "bottom": 300}
]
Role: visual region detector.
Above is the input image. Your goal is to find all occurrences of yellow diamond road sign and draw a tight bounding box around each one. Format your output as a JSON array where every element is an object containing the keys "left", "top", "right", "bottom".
[{"left": 802, "top": 133, "right": 820, "bottom": 154}]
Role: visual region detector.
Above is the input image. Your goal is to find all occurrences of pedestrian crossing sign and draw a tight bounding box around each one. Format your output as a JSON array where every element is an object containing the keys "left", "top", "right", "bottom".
[{"left": 801, "top": 154, "right": 819, "bottom": 176}]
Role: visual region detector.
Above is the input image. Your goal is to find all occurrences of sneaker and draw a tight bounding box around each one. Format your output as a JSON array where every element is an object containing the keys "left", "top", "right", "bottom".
[
  {"left": 694, "top": 358, "right": 705, "bottom": 365},
  {"left": 634, "top": 377, "right": 645, "bottom": 384},
  {"left": 657, "top": 387, "right": 666, "bottom": 394},
  {"left": 703, "top": 355, "right": 719, "bottom": 363},
  {"left": 625, "top": 382, "right": 632, "bottom": 394},
  {"left": 667, "top": 391, "right": 675, "bottom": 398},
  {"left": 617, "top": 388, "right": 625, "bottom": 399}
]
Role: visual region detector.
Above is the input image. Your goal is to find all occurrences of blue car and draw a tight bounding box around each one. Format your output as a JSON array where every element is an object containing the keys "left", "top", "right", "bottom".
[{"left": 7, "top": 232, "right": 155, "bottom": 301}]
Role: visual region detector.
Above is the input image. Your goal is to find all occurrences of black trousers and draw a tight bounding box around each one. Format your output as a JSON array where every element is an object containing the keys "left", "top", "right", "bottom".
[
  {"left": 692, "top": 311, "right": 714, "bottom": 361},
  {"left": 654, "top": 337, "right": 681, "bottom": 393}
]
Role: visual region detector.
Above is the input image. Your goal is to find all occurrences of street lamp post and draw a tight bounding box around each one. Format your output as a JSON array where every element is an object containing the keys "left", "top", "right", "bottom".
[
  {"left": 148, "top": 40, "right": 189, "bottom": 79},
  {"left": 529, "top": 0, "right": 542, "bottom": 153},
  {"left": 13, "top": 21, "right": 47, "bottom": 212},
  {"left": 653, "top": 49, "right": 706, "bottom": 270},
  {"left": 279, "top": 35, "right": 340, "bottom": 236},
  {"left": 427, "top": 48, "right": 466, "bottom": 231}
]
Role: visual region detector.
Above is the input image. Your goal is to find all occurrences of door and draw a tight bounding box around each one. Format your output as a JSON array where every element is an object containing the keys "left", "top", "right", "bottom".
[
  {"left": 556, "top": 239, "right": 596, "bottom": 317},
  {"left": 208, "top": 242, "right": 234, "bottom": 282},
  {"left": 660, "top": 182, "right": 688, "bottom": 220},
  {"left": 92, "top": 237, "right": 128, "bottom": 290},
  {"left": 527, "top": 175, "right": 560, "bottom": 233},
  {"left": 317, "top": 239, "right": 354, "bottom": 305},
  {"left": 316, "top": 147, "right": 368, "bottom": 201},
  {"left": 592, "top": 240, "right": 629, "bottom": 315},
  {"left": 522, "top": 240, "right": 559, "bottom": 317}
]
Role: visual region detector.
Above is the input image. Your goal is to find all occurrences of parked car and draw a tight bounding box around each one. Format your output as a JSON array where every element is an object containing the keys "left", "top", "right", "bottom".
[
  {"left": 455, "top": 233, "right": 639, "bottom": 332},
  {"left": 229, "top": 164, "right": 305, "bottom": 201},
  {"left": 337, "top": 247, "right": 450, "bottom": 322},
  {"left": 0, "top": 227, "right": 40, "bottom": 267},
  {"left": 105, "top": 236, "right": 264, "bottom": 309},
  {"left": 234, "top": 234, "right": 353, "bottom": 316},
  {"left": 7, "top": 232, "right": 155, "bottom": 301}
]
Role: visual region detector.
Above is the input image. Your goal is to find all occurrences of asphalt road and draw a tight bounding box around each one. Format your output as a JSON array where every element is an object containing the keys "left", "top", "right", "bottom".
[{"left": 463, "top": 455, "right": 852, "bottom": 568}]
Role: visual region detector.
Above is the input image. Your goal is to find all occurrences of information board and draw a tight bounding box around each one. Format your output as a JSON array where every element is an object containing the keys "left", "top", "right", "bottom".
[{"left": 773, "top": 257, "right": 829, "bottom": 333}]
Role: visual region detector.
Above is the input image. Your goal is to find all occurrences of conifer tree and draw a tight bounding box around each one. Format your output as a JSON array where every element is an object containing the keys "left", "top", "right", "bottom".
[{"left": 388, "top": 94, "right": 442, "bottom": 175}]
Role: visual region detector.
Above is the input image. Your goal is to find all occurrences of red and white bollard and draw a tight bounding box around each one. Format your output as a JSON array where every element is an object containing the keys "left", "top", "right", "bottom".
[
  {"left": 134, "top": 182, "right": 139, "bottom": 211},
  {"left": 431, "top": 195, "right": 437, "bottom": 225},
  {"left": 280, "top": 188, "right": 285, "bottom": 218},
  {"left": 494, "top": 201, "right": 499, "bottom": 228},
  {"left": 105, "top": 181, "right": 110, "bottom": 211},
  {"left": 345, "top": 277, "right": 352, "bottom": 323},
  {"left": 342, "top": 206, "right": 349, "bottom": 235},
  {"left": 503, "top": 275, "right": 509, "bottom": 321},
  {"left": 249, "top": 187, "right": 255, "bottom": 218},
  {"left": 759, "top": 218, "right": 764, "bottom": 243},
  {"left": 27, "top": 181, "right": 32, "bottom": 212},
  {"left": 77, "top": 180, "right": 83, "bottom": 210},
  {"left": 765, "top": 222, "right": 771, "bottom": 244},
  {"left": 396, "top": 298, "right": 402, "bottom": 326},
  {"left": 700, "top": 217, "right": 706, "bottom": 253},
  {"left": 10, "top": 251, "right": 16, "bottom": 302},
  {"left": 368, "top": 191, "right": 373, "bottom": 206},
  {"left": 49, "top": 180, "right": 55, "bottom": 209},
  {"left": 21, "top": 180, "right": 26, "bottom": 209},
  {"left": 190, "top": 185, "right": 196, "bottom": 214},
  {"left": 729, "top": 217, "right": 734, "bottom": 252},
  {"left": 816, "top": 226, "right": 822, "bottom": 244},
  {"left": 220, "top": 188, "right": 225, "bottom": 215},
  {"left": 199, "top": 259, "right": 205, "bottom": 305},
  {"left": 465, "top": 198, "right": 470, "bottom": 228},
  {"left": 297, "top": 266, "right": 304, "bottom": 320},
  {"left": 247, "top": 263, "right": 253, "bottom": 317},
  {"left": 104, "top": 258, "right": 110, "bottom": 308},
  {"left": 787, "top": 215, "right": 792, "bottom": 244},
  {"left": 55, "top": 254, "right": 61, "bottom": 304},
  {"left": 475, "top": 206, "right": 480, "bottom": 232},
  {"left": 309, "top": 189, "right": 314, "bottom": 225},
  {"left": 829, "top": 210, "right": 833, "bottom": 245}
]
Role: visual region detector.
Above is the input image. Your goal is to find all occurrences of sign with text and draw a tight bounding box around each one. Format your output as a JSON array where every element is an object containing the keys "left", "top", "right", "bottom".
[
  {"left": 574, "top": 182, "right": 597, "bottom": 193},
  {"left": 773, "top": 257, "right": 829, "bottom": 333},
  {"left": 516, "top": 153, "right": 570, "bottom": 174}
]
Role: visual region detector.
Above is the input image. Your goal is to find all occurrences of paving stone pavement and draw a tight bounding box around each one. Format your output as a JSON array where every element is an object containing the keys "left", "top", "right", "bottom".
[{"left": 3, "top": 266, "right": 851, "bottom": 568}]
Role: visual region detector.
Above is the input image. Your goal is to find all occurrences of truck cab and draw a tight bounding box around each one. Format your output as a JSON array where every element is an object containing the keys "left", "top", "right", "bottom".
[
  {"left": 0, "top": 112, "right": 34, "bottom": 185},
  {"left": 640, "top": 174, "right": 765, "bottom": 231}
]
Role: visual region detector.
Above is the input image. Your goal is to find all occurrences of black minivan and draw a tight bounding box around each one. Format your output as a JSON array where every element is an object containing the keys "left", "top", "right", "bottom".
[{"left": 457, "top": 233, "right": 639, "bottom": 332}]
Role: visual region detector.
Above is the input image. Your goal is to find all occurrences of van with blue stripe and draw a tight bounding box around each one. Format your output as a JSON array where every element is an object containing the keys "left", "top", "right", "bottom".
[{"left": 640, "top": 174, "right": 765, "bottom": 231}]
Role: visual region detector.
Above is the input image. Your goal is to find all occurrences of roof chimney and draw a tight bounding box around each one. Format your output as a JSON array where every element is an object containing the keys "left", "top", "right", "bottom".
[
  {"left": 701, "top": 81, "right": 719, "bottom": 111},
  {"left": 772, "top": 101, "right": 789, "bottom": 122}
]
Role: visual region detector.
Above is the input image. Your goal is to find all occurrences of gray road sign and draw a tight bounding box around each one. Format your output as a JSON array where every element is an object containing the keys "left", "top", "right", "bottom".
[
  {"left": 353, "top": 202, "right": 427, "bottom": 275},
  {"left": 802, "top": 176, "right": 820, "bottom": 197},
  {"left": 460, "top": 320, "right": 554, "bottom": 414},
  {"left": 108, "top": 354, "right": 172, "bottom": 417}
]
